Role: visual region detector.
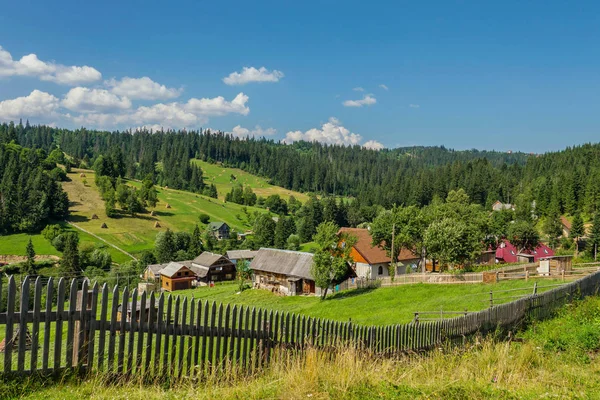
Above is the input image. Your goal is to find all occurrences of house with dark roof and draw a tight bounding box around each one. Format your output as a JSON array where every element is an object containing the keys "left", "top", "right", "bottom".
[
  {"left": 338, "top": 227, "right": 420, "bottom": 279},
  {"left": 159, "top": 262, "right": 197, "bottom": 291},
  {"left": 226, "top": 249, "right": 258, "bottom": 266},
  {"left": 190, "top": 252, "right": 236, "bottom": 282},
  {"left": 250, "top": 248, "right": 331, "bottom": 296},
  {"left": 208, "top": 222, "right": 231, "bottom": 240},
  {"left": 495, "top": 239, "right": 554, "bottom": 264}
]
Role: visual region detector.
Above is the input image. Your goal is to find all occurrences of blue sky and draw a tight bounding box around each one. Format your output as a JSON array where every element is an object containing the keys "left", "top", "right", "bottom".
[{"left": 0, "top": 1, "right": 599, "bottom": 152}]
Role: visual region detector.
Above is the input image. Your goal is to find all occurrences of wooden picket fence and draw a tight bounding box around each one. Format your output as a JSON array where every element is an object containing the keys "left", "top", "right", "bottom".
[{"left": 1, "top": 270, "right": 600, "bottom": 378}]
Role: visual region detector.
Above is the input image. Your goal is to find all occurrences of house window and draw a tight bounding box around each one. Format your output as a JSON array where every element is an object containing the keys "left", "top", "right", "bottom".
[
  {"left": 544, "top": 248, "right": 549, "bottom": 254},
  {"left": 166, "top": 281, "right": 169, "bottom": 286},
  {"left": 177, "top": 272, "right": 181, "bottom": 277},
  {"left": 225, "top": 274, "right": 233, "bottom": 280},
  {"left": 378, "top": 266, "right": 383, "bottom": 275},
  {"left": 215, "top": 267, "right": 223, "bottom": 271},
  {"left": 184, "top": 271, "right": 189, "bottom": 276}
]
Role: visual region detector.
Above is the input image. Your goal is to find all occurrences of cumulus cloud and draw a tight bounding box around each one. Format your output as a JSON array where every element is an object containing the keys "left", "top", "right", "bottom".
[
  {"left": 353, "top": 87, "right": 364, "bottom": 92},
  {"left": 284, "top": 117, "right": 363, "bottom": 146},
  {"left": 62, "top": 87, "right": 131, "bottom": 113},
  {"left": 0, "top": 90, "right": 60, "bottom": 121},
  {"left": 0, "top": 45, "right": 101, "bottom": 85},
  {"left": 223, "top": 66, "right": 284, "bottom": 85},
  {"left": 363, "top": 140, "right": 385, "bottom": 150},
  {"left": 342, "top": 94, "right": 377, "bottom": 107},
  {"left": 228, "top": 125, "right": 276, "bottom": 138},
  {"left": 106, "top": 76, "right": 182, "bottom": 100},
  {"left": 379, "top": 84, "right": 388, "bottom": 90},
  {"left": 185, "top": 92, "right": 249, "bottom": 116},
  {"left": 409, "top": 104, "right": 420, "bottom": 108}
]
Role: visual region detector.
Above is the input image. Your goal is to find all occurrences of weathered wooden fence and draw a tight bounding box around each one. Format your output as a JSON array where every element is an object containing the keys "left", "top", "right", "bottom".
[{"left": 1, "top": 270, "right": 599, "bottom": 378}]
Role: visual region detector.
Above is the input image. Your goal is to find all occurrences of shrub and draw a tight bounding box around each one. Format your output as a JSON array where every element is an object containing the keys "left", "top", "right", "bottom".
[{"left": 199, "top": 213, "right": 210, "bottom": 224}]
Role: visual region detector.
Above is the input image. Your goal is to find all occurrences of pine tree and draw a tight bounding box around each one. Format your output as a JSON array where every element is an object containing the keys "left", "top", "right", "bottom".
[
  {"left": 60, "top": 233, "right": 80, "bottom": 277},
  {"left": 23, "top": 238, "right": 36, "bottom": 276},
  {"left": 189, "top": 225, "right": 203, "bottom": 257},
  {"left": 588, "top": 213, "right": 600, "bottom": 261},
  {"left": 155, "top": 228, "right": 176, "bottom": 263}
]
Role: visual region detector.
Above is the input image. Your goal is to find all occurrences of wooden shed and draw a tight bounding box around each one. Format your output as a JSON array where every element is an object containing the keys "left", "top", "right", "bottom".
[{"left": 159, "top": 262, "right": 197, "bottom": 292}]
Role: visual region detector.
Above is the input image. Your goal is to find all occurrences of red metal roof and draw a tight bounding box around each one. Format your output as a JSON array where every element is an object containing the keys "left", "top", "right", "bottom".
[{"left": 495, "top": 239, "right": 554, "bottom": 263}]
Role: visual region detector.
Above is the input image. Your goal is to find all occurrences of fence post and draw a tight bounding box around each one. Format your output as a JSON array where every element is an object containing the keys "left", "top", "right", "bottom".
[
  {"left": 525, "top": 271, "right": 529, "bottom": 281},
  {"left": 533, "top": 282, "right": 538, "bottom": 295},
  {"left": 489, "top": 291, "right": 493, "bottom": 308}
]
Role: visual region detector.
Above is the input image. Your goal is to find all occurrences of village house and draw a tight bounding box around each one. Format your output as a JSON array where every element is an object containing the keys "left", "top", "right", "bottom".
[
  {"left": 226, "top": 249, "right": 258, "bottom": 266},
  {"left": 117, "top": 298, "right": 159, "bottom": 322},
  {"left": 143, "top": 263, "right": 169, "bottom": 282},
  {"left": 338, "top": 227, "right": 420, "bottom": 279},
  {"left": 250, "top": 248, "right": 317, "bottom": 296},
  {"left": 208, "top": 222, "right": 231, "bottom": 240},
  {"left": 190, "top": 251, "right": 236, "bottom": 282},
  {"left": 561, "top": 216, "right": 571, "bottom": 238},
  {"left": 492, "top": 201, "right": 514, "bottom": 212},
  {"left": 495, "top": 239, "right": 554, "bottom": 263},
  {"left": 159, "top": 262, "right": 197, "bottom": 292}
]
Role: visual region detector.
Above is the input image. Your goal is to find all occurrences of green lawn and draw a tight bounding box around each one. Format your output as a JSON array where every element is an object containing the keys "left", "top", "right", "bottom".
[
  {"left": 192, "top": 159, "right": 309, "bottom": 202},
  {"left": 172, "top": 278, "right": 564, "bottom": 325}
]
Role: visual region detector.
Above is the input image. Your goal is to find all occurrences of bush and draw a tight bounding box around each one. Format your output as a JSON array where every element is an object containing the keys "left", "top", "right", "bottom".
[
  {"left": 199, "top": 213, "right": 210, "bottom": 224},
  {"left": 42, "top": 224, "right": 63, "bottom": 242}
]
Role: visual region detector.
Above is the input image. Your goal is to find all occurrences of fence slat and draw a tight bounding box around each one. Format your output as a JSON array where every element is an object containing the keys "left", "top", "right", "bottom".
[
  {"left": 146, "top": 291, "right": 156, "bottom": 376},
  {"left": 17, "top": 276, "right": 30, "bottom": 373},
  {"left": 178, "top": 297, "right": 187, "bottom": 377},
  {"left": 75, "top": 279, "right": 88, "bottom": 368},
  {"left": 170, "top": 296, "right": 180, "bottom": 375},
  {"left": 193, "top": 299, "right": 202, "bottom": 374},
  {"left": 30, "top": 277, "right": 42, "bottom": 372},
  {"left": 107, "top": 285, "right": 119, "bottom": 373},
  {"left": 3, "top": 277, "right": 16, "bottom": 373},
  {"left": 186, "top": 298, "right": 194, "bottom": 376},
  {"left": 86, "top": 283, "right": 99, "bottom": 371},
  {"left": 214, "top": 303, "right": 223, "bottom": 373},
  {"left": 222, "top": 304, "right": 231, "bottom": 371},
  {"left": 200, "top": 301, "right": 209, "bottom": 374},
  {"left": 127, "top": 289, "right": 137, "bottom": 375},
  {"left": 154, "top": 293, "right": 164, "bottom": 377},
  {"left": 117, "top": 287, "right": 128, "bottom": 374},
  {"left": 162, "top": 295, "right": 172, "bottom": 376},
  {"left": 136, "top": 290, "right": 147, "bottom": 375},
  {"left": 42, "top": 277, "right": 54, "bottom": 374},
  {"left": 53, "top": 278, "right": 66, "bottom": 372},
  {"left": 65, "top": 279, "right": 77, "bottom": 368}
]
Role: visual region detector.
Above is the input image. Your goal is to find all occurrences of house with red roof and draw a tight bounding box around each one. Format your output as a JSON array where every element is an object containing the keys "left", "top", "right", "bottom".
[
  {"left": 495, "top": 239, "right": 554, "bottom": 264},
  {"left": 338, "top": 227, "right": 420, "bottom": 278}
]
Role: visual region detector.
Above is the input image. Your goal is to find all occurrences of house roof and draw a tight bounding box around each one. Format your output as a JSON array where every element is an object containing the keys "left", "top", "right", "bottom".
[
  {"left": 159, "top": 262, "right": 194, "bottom": 278},
  {"left": 250, "top": 248, "right": 314, "bottom": 280},
  {"left": 560, "top": 216, "right": 572, "bottom": 230},
  {"left": 226, "top": 250, "right": 258, "bottom": 260},
  {"left": 338, "top": 227, "right": 418, "bottom": 265},
  {"left": 495, "top": 240, "right": 554, "bottom": 263},
  {"left": 146, "top": 263, "right": 168, "bottom": 274},
  {"left": 192, "top": 252, "right": 229, "bottom": 268},
  {"left": 208, "top": 222, "right": 228, "bottom": 230},
  {"left": 117, "top": 299, "right": 159, "bottom": 313}
]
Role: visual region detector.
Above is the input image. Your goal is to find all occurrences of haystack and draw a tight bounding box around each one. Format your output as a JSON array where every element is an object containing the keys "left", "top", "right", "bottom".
[
  {"left": 150, "top": 210, "right": 155, "bottom": 216},
  {"left": 154, "top": 221, "right": 161, "bottom": 228},
  {"left": 91, "top": 214, "right": 99, "bottom": 220},
  {"left": 165, "top": 203, "right": 172, "bottom": 209},
  {"left": 100, "top": 223, "right": 108, "bottom": 229},
  {"left": 79, "top": 173, "right": 86, "bottom": 178},
  {"left": 164, "top": 186, "right": 169, "bottom": 190}
]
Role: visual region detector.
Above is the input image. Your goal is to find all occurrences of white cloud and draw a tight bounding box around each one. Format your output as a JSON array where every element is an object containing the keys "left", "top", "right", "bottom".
[
  {"left": 353, "top": 87, "right": 364, "bottom": 92},
  {"left": 228, "top": 125, "right": 276, "bottom": 138},
  {"left": 185, "top": 92, "right": 249, "bottom": 116},
  {"left": 363, "top": 140, "right": 385, "bottom": 150},
  {"left": 0, "top": 90, "right": 60, "bottom": 121},
  {"left": 0, "top": 45, "right": 101, "bottom": 85},
  {"left": 284, "top": 117, "right": 363, "bottom": 146},
  {"left": 128, "top": 102, "right": 202, "bottom": 127},
  {"left": 409, "top": 104, "right": 420, "bottom": 108},
  {"left": 62, "top": 87, "right": 131, "bottom": 113},
  {"left": 342, "top": 94, "right": 377, "bottom": 108},
  {"left": 223, "top": 66, "right": 284, "bottom": 85},
  {"left": 379, "top": 84, "right": 389, "bottom": 90},
  {"left": 106, "top": 76, "right": 182, "bottom": 100}
]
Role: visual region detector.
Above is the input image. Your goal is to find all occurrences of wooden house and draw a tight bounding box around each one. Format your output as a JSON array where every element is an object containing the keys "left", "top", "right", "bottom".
[
  {"left": 250, "top": 248, "right": 317, "bottom": 296},
  {"left": 117, "top": 299, "right": 159, "bottom": 322},
  {"left": 495, "top": 240, "right": 554, "bottom": 263},
  {"left": 338, "top": 227, "right": 420, "bottom": 279},
  {"left": 226, "top": 249, "right": 258, "bottom": 266},
  {"left": 492, "top": 201, "right": 514, "bottom": 212},
  {"left": 190, "top": 252, "right": 236, "bottom": 282},
  {"left": 208, "top": 222, "right": 231, "bottom": 240},
  {"left": 143, "top": 263, "right": 168, "bottom": 282},
  {"left": 159, "top": 262, "right": 197, "bottom": 291},
  {"left": 561, "top": 216, "right": 571, "bottom": 238}
]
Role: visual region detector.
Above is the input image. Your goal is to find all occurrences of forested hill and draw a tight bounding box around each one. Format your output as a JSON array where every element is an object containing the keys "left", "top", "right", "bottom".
[{"left": 1, "top": 121, "right": 599, "bottom": 218}]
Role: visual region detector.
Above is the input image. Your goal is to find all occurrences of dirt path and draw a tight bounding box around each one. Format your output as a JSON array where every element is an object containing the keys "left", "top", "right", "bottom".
[{"left": 66, "top": 221, "right": 137, "bottom": 261}]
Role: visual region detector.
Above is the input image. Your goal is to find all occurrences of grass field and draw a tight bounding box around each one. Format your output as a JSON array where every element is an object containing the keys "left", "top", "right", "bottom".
[
  {"left": 173, "top": 278, "right": 563, "bottom": 325},
  {"left": 58, "top": 169, "right": 273, "bottom": 257},
  {"left": 8, "top": 293, "right": 600, "bottom": 399},
  {"left": 192, "top": 159, "right": 309, "bottom": 201}
]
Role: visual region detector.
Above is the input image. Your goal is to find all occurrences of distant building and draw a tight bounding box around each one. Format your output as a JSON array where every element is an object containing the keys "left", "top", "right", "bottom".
[
  {"left": 159, "top": 262, "right": 197, "bottom": 291},
  {"left": 226, "top": 249, "right": 258, "bottom": 266},
  {"left": 495, "top": 240, "right": 554, "bottom": 264},
  {"left": 338, "top": 227, "right": 420, "bottom": 279},
  {"left": 190, "top": 252, "right": 236, "bottom": 282},
  {"left": 251, "top": 248, "right": 334, "bottom": 296},
  {"left": 208, "top": 222, "right": 231, "bottom": 240},
  {"left": 143, "top": 263, "right": 168, "bottom": 282},
  {"left": 560, "top": 216, "right": 571, "bottom": 238},
  {"left": 492, "top": 201, "right": 514, "bottom": 212}
]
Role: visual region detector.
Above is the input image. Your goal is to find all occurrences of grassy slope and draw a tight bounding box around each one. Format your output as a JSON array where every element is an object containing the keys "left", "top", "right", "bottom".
[
  {"left": 173, "top": 278, "right": 562, "bottom": 325},
  {"left": 12, "top": 293, "right": 600, "bottom": 399},
  {"left": 58, "top": 169, "right": 268, "bottom": 257},
  {"left": 192, "top": 159, "right": 309, "bottom": 201}
]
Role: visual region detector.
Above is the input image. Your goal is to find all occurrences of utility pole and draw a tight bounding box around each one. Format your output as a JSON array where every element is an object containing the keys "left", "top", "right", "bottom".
[{"left": 391, "top": 222, "right": 395, "bottom": 277}]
